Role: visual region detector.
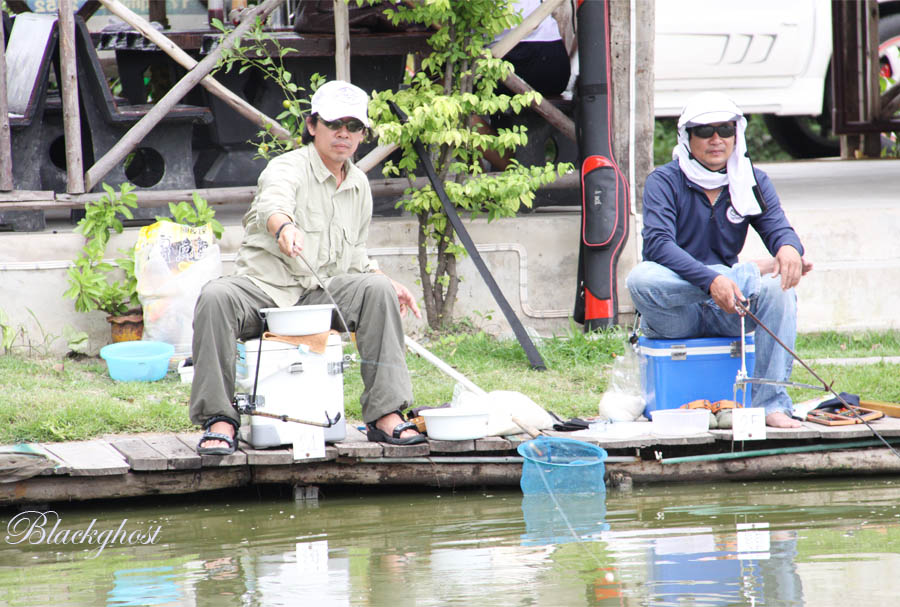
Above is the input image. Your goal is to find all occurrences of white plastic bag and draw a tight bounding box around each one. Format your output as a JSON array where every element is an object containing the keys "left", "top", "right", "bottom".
[
  {"left": 135, "top": 221, "right": 222, "bottom": 358},
  {"left": 598, "top": 342, "right": 646, "bottom": 421}
]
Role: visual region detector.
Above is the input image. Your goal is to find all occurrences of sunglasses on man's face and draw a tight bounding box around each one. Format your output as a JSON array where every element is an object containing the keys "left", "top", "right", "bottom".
[
  {"left": 318, "top": 117, "right": 367, "bottom": 133},
  {"left": 689, "top": 123, "right": 736, "bottom": 139}
]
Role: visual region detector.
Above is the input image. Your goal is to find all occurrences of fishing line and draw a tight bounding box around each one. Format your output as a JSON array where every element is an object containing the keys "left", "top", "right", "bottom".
[
  {"left": 735, "top": 299, "right": 900, "bottom": 461},
  {"left": 296, "top": 250, "right": 353, "bottom": 340}
]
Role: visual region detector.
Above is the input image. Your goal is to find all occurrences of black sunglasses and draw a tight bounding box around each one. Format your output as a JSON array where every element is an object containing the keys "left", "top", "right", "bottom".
[
  {"left": 689, "top": 123, "right": 736, "bottom": 139},
  {"left": 318, "top": 117, "right": 366, "bottom": 133}
]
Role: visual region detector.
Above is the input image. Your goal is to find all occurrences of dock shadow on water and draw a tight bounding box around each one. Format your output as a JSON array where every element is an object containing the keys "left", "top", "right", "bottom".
[{"left": 2, "top": 477, "right": 900, "bottom": 606}]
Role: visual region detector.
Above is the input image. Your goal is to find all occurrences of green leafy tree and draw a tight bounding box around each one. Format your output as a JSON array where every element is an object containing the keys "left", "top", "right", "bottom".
[
  {"left": 368, "top": 0, "right": 572, "bottom": 329},
  {"left": 212, "top": 16, "right": 324, "bottom": 159}
]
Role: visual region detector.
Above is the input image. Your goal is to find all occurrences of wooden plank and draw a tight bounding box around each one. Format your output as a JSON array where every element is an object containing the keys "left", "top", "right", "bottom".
[
  {"left": 42, "top": 440, "right": 130, "bottom": 476},
  {"left": 143, "top": 434, "right": 201, "bottom": 470},
  {"left": 474, "top": 436, "right": 513, "bottom": 452},
  {"left": 334, "top": 426, "right": 383, "bottom": 458},
  {"left": 289, "top": 445, "right": 339, "bottom": 463},
  {"left": 382, "top": 442, "right": 430, "bottom": 458},
  {"left": 860, "top": 399, "right": 900, "bottom": 418},
  {"left": 335, "top": 441, "right": 383, "bottom": 458},
  {"left": 252, "top": 461, "right": 522, "bottom": 488},
  {"left": 241, "top": 446, "right": 294, "bottom": 466},
  {"left": 427, "top": 439, "right": 475, "bottom": 453},
  {"left": 108, "top": 437, "right": 168, "bottom": 471},
  {"left": 176, "top": 433, "right": 247, "bottom": 467},
  {"left": 0, "top": 467, "right": 251, "bottom": 505},
  {"left": 0, "top": 190, "right": 55, "bottom": 202}
]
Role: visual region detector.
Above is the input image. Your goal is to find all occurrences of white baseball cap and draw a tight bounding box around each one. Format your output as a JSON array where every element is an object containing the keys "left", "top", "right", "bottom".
[
  {"left": 310, "top": 80, "right": 370, "bottom": 127},
  {"left": 677, "top": 91, "right": 742, "bottom": 128}
]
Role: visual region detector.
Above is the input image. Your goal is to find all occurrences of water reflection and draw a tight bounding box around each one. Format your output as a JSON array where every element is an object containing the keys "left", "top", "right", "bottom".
[{"left": 1, "top": 478, "right": 900, "bottom": 606}]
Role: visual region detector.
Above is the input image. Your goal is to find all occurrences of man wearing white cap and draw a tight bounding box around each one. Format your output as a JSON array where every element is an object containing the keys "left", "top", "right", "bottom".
[
  {"left": 191, "top": 80, "right": 425, "bottom": 454},
  {"left": 626, "top": 91, "right": 812, "bottom": 428}
]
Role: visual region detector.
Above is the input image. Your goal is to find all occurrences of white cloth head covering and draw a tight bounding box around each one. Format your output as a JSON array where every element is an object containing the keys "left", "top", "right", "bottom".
[
  {"left": 310, "top": 80, "right": 370, "bottom": 127},
  {"left": 672, "top": 91, "right": 763, "bottom": 217}
]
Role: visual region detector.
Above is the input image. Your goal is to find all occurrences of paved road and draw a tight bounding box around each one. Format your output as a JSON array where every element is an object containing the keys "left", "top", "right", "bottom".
[{"left": 757, "top": 158, "right": 898, "bottom": 209}]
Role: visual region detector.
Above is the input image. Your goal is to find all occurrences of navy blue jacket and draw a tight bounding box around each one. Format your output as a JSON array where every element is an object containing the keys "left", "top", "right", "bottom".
[{"left": 641, "top": 160, "right": 804, "bottom": 293}]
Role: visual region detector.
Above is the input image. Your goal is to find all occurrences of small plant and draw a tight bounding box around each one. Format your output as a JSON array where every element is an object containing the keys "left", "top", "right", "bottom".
[
  {"left": 65, "top": 185, "right": 224, "bottom": 320},
  {"left": 0, "top": 307, "right": 23, "bottom": 354},
  {"left": 64, "top": 183, "right": 141, "bottom": 317},
  {"left": 157, "top": 192, "right": 225, "bottom": 240}
]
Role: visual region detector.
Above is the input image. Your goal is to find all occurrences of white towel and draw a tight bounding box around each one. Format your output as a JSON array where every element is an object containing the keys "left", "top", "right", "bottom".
[{"left": 672, "top": 91, "right": 764, "bottom": 217}]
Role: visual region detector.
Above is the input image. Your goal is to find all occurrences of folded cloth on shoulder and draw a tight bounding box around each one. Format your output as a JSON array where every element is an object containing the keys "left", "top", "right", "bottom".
[{"left": 262, "top": 330, "right": 332, "bottom": 354}]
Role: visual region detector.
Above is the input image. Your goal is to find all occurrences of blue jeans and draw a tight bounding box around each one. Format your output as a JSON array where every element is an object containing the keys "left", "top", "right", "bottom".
[{"left": 626, "top": 261, "right": 797, "bottom": 416}]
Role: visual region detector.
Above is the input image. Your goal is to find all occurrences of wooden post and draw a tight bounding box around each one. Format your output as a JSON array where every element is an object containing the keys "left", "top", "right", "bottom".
[
  {"left": 84, "top": 0, "right": 288, "bottom": 192},
  {"left": 0, "top": 18, "right": 12, "bottom": 191},
  {"left": 97, "top": 0, "right": 292, "bottom": 142},
  {"left": 862, "top": 0, "right": 881, "bottom": 157},
  {"left": 148, "top": 0, "right": 169, "bottom": 29},
  {"left": 834, "top": 0, "right": 882, "bottom": 159},
  {"left": 333, "top": 0, "right": 351, "bottom": 81},
  {"left": 610, "top": 0, "right": 654, "bottom": 214},
  {"left": 501, "top": 72, "right": 576, "bottom": 142},
  {"left": 489, "top": 0, "right": 576, "bottom": 143},
  {"left": 58, "top": 0, "right": 85, "bottom": 194},
  {"left": 356, "top": 143, "right": 399, "bottom": 173},
  {"left": 491, "top": 0, "right": 564, "bottom": 60}
]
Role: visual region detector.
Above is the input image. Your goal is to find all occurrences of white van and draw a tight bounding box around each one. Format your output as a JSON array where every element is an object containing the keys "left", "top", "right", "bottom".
[{"left": 654, "top": 0, "right": 900, "bottom": 157}]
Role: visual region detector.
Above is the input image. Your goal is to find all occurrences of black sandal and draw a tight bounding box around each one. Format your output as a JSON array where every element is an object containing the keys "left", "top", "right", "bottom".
[
  {"left": 197, "top": 415, "right": 239, "bottom": 455},
  {"left": 366, "top": 411, "right": 426, "bottom": 445}
]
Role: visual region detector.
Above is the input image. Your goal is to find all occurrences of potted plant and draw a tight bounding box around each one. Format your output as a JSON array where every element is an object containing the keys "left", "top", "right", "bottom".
[
  {"left": 64, "top": 185, "right": 225, "bottom": 344},
  {"left": 64, "top": 183, "right": 143, "bottom": 342}
]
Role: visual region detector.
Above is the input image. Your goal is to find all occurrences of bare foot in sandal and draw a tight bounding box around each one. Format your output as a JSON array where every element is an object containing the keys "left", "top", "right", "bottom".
[
  {"left": 197, "top": 419, "right": 238, "bottom": 454},
  {"left": 367, "top": 411, "right": 425, "bottom": 445}
]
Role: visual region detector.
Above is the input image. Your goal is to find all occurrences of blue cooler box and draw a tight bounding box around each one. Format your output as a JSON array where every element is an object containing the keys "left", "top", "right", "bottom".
[{"left": 638, "top": 335, "right": 754, "bottom": 416}]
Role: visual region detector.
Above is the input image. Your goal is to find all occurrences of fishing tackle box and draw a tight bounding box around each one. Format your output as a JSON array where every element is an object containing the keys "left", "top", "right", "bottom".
[
  {"left": 638, "top": 335, "right": 754, "bottom": 416},
  {"left": 235, "top": 333, "right": 346, "bottom": 447}
]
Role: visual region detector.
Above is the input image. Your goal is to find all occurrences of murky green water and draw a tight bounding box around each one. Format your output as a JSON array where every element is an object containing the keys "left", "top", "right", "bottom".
[{"left": 2, "top": 477, "right": 900, "bottom": 606}]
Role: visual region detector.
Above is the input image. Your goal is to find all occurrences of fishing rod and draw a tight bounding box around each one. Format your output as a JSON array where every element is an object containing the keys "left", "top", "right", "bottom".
[{"left": 734, "top": 299, "right": 900, "bottom": 461}]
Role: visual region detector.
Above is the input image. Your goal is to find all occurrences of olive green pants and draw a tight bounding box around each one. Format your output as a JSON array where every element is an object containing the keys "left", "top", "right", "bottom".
[{"left": 189, "top": 273, "right": 414, "bottom": 427}]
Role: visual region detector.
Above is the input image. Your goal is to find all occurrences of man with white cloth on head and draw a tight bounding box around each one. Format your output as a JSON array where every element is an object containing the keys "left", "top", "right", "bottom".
[{"left": 626, "top": 91, "right": 812, "bottom": 428}]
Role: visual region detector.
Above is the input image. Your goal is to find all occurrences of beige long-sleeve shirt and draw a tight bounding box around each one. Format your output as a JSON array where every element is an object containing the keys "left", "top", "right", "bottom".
[{"left": 233, "top": 145, "right": 379, "bottom": 308}]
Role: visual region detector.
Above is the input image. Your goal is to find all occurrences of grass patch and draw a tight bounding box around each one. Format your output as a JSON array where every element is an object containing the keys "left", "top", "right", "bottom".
[
  {"left": 787, "top": 361, "right": 900, "bottom": 404},
  {"left": 795, "top": 330, "right": 900, "bottom": 359},
  {"left": 2, "top": 327, "right": 900, "bottom": 445},
  {"left": 0, "top": 355, "right": 194, "bottom": 444}
]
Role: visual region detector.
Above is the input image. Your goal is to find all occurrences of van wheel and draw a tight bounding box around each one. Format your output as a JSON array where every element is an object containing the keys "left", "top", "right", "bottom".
[{"left": 765, "top": 12, "right": 900, "bottom": 159}]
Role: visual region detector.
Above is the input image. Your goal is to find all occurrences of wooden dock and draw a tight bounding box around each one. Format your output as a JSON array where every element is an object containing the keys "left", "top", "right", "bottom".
[{"left": 4, "top": 418, "right": 900, "bottom": 505}]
